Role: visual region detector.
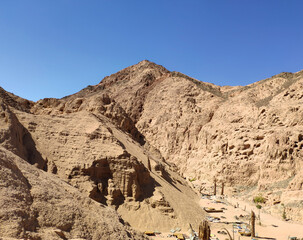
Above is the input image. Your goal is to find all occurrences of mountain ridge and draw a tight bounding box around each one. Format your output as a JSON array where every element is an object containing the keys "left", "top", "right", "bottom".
[{"left": 1, "top": 61, "right": 303, "bottom": 239}]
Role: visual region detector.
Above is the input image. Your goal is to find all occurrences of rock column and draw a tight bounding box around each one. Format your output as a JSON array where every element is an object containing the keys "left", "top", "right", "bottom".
[
  {"left": 199, "top": 220, "right": 210, "bottom": 240},
  {"left": 251, "top": 210, "right": 256, "bottom": 237}
]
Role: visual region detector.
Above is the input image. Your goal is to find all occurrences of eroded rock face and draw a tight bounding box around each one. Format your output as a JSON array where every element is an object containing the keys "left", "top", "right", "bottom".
[
  {"left": 0, "top": 87, "right": 32, "bottom": 112},
  {"left": 15, "top": 109, "right": 153, "bottom": 208},
  {"left": 0, "top": 100, "right": 46, "bottom": 169},
  {"left": 81, "top": 154, "right": 152, "bottom": 206},
  {"left": 0, "top": 147, "right": 146, "bottom": 240},
  {"left": 12, "top": 95, "right": 205, "bottom": 232},
  {"left": 2, "top": 60, "right": 303, "bottom": 232},
  {"left": 76, "top": 61, "right": 303, "bottom": 222},
  {"left": 31, "top": 93, "right": 144, "bottom": 144}
]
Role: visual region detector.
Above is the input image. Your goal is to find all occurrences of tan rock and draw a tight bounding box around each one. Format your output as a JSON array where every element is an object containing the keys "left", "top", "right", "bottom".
[
  {"left": 1, "top": 59, "right": 303, "bottom": 235},
  {"left": 0, "top": 146, "right": 145, "bottom": 239}
]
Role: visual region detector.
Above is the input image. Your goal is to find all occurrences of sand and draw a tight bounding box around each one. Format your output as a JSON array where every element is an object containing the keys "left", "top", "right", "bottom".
[
  {"left": 218, "top": 196, "right": 303, "bottom": 240},
  {"left": 147, "top": 194, "right": 303, "bottom": 240}
]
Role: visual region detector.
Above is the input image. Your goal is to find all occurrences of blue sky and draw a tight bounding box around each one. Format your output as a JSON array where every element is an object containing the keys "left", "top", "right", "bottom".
[{"left": 0, "top": 1, "right": 303, "bottom": 101}]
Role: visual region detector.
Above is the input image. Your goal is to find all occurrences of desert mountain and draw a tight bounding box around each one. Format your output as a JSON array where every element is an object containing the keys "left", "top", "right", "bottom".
[
  {"left": 1, "top": 60, "right": 303, "bottom": 239},
  {"left": 0, "top": 62, "right": 205, "bottom": 239},
  {"left": 59, "top": 60, "right": 303, "bottom": 221}
]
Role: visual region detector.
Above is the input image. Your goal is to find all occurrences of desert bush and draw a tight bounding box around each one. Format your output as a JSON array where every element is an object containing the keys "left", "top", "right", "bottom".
[
  {"left": 253, "top": 194, "right": 265, "bottom": 204},
  {"left": 189, "top": 177, "right": 196, "bottom": 182}
]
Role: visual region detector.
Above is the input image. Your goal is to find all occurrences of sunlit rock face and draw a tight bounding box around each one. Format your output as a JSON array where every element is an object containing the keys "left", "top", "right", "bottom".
[
  {"left": 82, "top": 61, "right": 303, "bottom": 222},
  {"left": 1, "top": 60, "right": 303, "bottom": 240}
]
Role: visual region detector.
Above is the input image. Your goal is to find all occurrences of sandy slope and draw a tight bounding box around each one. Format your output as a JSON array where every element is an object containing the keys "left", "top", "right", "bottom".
[{"left": 105, "top": 118, "right": 206, "bottom": 231}]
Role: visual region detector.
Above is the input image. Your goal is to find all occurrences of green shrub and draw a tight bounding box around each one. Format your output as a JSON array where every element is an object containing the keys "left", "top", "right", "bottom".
[
  {"left": 256, "top": 204, "right": 262, "bottom": 209},
  {"left": 189, "top": 177, "right": 196, "bottom": 182},
  {"left": 253, "top": 194, "right": 265, "bottom": 204}
]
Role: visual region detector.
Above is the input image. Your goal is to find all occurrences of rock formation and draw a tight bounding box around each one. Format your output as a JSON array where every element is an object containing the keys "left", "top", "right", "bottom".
[
  {"left": 0, "top": 146, "right": 145, "bottom": 240},
  {"left": 62, "top": 60, "right": 303, "bottom": 222},
  {"left": 15, "top": 91, "right": 204, "bottom": 231},
  {"left": 1, "top": 59, "right": 303, "bottom": 239},
  {"left": 0, "top": 71, "right": 205, "bottom": 239}
]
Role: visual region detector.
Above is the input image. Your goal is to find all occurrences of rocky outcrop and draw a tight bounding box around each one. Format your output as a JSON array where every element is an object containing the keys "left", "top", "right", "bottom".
[
  {"left": 79, "top": 154, "right": 152, "bottom": 206},
  {"left": 31, "top": 93, "right": 144, "bottom": 144},
  {"left": 62, "top": 60, "right": 170, "bottom": 123},
  {"left": 0, "top": 146, "right": 146, "bottom": 240},
  {"left": 149, "top": 189, "right": 175, "bottom": 218},
  {"left": 0, "top": 100, "right": 46, "bottom": 169},
  {"left": 0, "top": 87, "right": 32, "bottom": 112}
]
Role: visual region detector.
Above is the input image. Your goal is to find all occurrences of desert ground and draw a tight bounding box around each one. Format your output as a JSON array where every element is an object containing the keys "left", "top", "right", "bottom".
[{"left": 147, "top": 194, "right": 303, "bottom": 240}]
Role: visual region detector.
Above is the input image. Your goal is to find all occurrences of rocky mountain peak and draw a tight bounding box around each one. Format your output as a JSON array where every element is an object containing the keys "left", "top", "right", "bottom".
[
  {"left": 1, "top": 62, "right": 303, "bottom": 239},
  {"left": 98, "top": 60, "right": 170, "bottom": 86}
]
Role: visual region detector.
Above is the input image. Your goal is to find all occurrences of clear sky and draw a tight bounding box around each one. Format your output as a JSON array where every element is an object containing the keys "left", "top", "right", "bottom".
[{"left": 0, "top": 1, "right": 303, "bottom": 101}]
